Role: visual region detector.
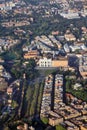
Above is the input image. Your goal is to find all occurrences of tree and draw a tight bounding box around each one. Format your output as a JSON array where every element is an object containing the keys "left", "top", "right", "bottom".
[
  {"left": 56, "top": 125, "right": 66, "bottom": 130},
  {"left": 26, "top": 59, "right": 36, "bottom": 69},
  {"left": 41, "top": 117, "right": 49, "bottom": 125},
  {"left": 25, "top": 59, "right": 39, "bottom": 80},
  {"left": 11, "top": 100, "right": 18, "bottom": 109},
  {"left": 3, "top": 126, "right": 10, "bottom": 130},
  {"left": 66, "top": 80, "right": 71, "bottom": 89}
]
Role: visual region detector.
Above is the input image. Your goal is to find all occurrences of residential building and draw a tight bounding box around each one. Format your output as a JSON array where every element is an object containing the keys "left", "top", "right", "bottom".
[
  {"left": 40, "top": 75, "right": 53, "bottom": 117},
  {"left": 60, "top": 12, "right": 80, "bottom": 19},
  {"left": 7, "top": 87, "right": 13, "bottom": 95},
  {"left": 79, "top": 54, "right": 87, "bottom": 78},
  {"left": 64, "top": 33, "right": 76, "bottom": 41},
  {"left": 24, "top": 50, "right": 39, "bottom": 59},
  {"left": 64, "top": 121, "right": 79, "bottom": 130},
  {"left": 64, "top": 44, "right": 70, "bottom": 53},
  {"left": 49, "top": 111, "right": 63, "bottom": 126}
]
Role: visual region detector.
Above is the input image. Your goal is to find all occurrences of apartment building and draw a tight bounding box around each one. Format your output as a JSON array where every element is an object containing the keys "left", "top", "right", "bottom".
[
  {"left": 49, "top": 111, "right": 63, "bottom": 126},
  {"left": 24, "top": 50, "right": 40, "bottom": 59},
  {"left": 40, "top": 75, "right": 53, "bottom": 117},
  {"left": 79, "top": 54, "right": 87, "bottom": 78},
  {"left": 64, "top": 33, "right": 76, "bottom": 41}
]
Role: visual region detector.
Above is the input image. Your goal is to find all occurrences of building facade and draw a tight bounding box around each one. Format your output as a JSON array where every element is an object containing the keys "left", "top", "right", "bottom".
[
  {"left": 38, "top": 57, "right": 52, "bottom": 67},
  {"left": 79, "top": 54, "right": 87, "bottom": 78}
]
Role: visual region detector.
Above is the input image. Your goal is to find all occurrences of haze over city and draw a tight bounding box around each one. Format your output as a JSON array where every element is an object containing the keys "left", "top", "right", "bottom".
[{"left": 0, "top": 0, "right": 87, "bottom": 130}]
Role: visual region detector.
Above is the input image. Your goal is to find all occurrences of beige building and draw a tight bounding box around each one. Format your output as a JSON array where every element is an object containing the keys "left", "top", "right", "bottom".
[
  {"left": 64, "top": 33, "right": 76, "bottom": 41},
  {"left": 38, "top": 57, "right": 68, "bottom": 68},
  {"left": 64, "top": 121, "right": 79, "bottom": 130},
  {"left": 79, "top": 54, "right": 87, "bottom": 79},
  {"left": 80, "top": 126, "right": 87, "bottom": 130},
  {"left": 7, "top": 87, "right": 13, "bottom": 95},
  {"left": 24, "top": 50, "right": 39, "bottom": 59},
  {"left": 52, "top": 59, "right": 68, "bottom": 68},
  {"left": 80, "top": 72, "right": 87, "bottom": 79},
  {"left": 0, "top": 65, "right": 4, "bottom": 72},
  {"left": 48, "top": 111, "right": 63, "bottom": 126}
]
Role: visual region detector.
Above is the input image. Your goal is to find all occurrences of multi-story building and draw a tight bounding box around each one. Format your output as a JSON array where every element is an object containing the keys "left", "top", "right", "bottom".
[
  {"left": 40, "top": 75, "right": 53, "bottom": 117},
  {"left": 38, "top": 57, "right": 52, "bottom": 67},
  {"left": 54, "top": 74, "right": 64, "bottom": 110},
  {"left": 24, "top": 50, "right": 40, "bottom": 59},
  {"left": 38, "top": 57, "right": 68, "bottom": 68},
  {"left": 79, "top": 54, "right": 87, "bottom": 78},
  {"left": 64, "top": 33, "right": 76, "bottom": 41},
  {"left": 49, "top": 111, "right": 63, "bottom": 126}
]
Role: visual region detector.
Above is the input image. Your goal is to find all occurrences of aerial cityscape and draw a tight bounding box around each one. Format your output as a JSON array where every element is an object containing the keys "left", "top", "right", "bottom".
[{"left": 0, "top": 0, "right": 87, "bottom": 130}]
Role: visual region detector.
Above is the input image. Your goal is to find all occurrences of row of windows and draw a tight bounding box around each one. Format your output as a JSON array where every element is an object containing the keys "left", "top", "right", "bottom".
[
  {"left": 40, "top": 64, "right": 52, "bottom": 67},
  {"left": 40, "top": 61, "right": 51, "bottom": 64}
]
